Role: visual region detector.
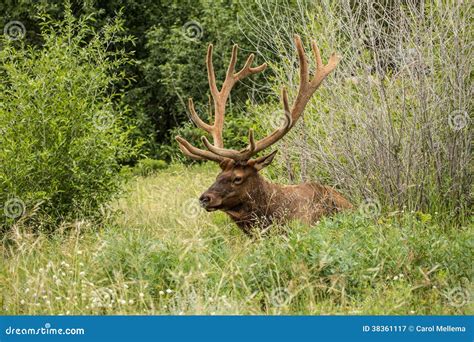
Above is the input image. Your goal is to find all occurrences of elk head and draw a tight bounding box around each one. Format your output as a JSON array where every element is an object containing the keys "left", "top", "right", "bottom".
[{"left": 176, "top": 35, "right": 340, "bottom": 216}]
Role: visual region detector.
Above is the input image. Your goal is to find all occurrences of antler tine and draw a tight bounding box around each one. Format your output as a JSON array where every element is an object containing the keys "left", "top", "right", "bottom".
[
  {"left": 235, "top": 54, "right": 267, "bottom": 80},
  {"left": 201, "top": 128, "right": 257, "bottom": 161},
  {"left": 295, "top": 35, "right": 309, "bottom": 87},
  {"left": 188, "top": 98, "right": 213, "bottom": 133},
  {"left": 207, "top": 44, "right": 219, "bottom": 99},
  {"left": 226, "top": 45, "right": 238, "bottom": 80},
  {"left": 311, "top": 39, "right": 323, "bottom": 70},
  {"left": 175, "top": 136, "right": 222, "bottom": 162}
]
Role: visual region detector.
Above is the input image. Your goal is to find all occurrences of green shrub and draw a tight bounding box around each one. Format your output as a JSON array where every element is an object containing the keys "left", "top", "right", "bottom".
[
  {"left": 133, "top": 159, "right": 168, "bottom": 177},
  {"left": 0, "top": 8, "right": 137, "bottom": 232}
]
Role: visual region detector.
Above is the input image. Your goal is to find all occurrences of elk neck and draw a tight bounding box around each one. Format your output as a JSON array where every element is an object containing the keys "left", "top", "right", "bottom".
[{"left": 223, "top": 173, "right": 287, "bottom": 228}]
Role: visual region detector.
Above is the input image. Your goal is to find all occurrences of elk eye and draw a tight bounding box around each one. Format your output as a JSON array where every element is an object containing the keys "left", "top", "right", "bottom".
[{"left": 233, "top": 176, "right": 243, "bottom": 184}]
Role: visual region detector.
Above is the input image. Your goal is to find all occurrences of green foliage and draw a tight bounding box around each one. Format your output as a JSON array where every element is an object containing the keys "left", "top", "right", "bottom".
[{"left": 0, "top": 8, "right": 137, "bottom": 232}]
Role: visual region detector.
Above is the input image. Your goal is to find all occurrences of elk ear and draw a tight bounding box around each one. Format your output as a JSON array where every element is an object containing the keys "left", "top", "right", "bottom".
[{"left": 250, "top": 150, "right": 278, "bottom": 171}]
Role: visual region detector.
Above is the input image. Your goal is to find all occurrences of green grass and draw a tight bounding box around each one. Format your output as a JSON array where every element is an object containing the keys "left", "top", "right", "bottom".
[{"left": 1, "top": 164, "right": 472, "bottom": 315}]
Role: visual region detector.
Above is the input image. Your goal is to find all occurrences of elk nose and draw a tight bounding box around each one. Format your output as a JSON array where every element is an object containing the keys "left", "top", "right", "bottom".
[{"left": 199, "top": 194, "right": 211, "bottom": 207}]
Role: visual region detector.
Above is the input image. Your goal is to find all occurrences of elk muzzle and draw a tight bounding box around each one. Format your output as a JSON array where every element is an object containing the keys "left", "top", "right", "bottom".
[{"left": 199, "top": 191, "right": 222, "bottom": 211}]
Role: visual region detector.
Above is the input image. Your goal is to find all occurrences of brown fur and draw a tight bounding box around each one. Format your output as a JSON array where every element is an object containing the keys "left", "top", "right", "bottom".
[{"left": 199, "top": 157, "right": 352, "bottom": 235}]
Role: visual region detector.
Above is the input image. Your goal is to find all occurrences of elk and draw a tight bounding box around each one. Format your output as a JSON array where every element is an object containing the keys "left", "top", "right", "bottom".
[{"left": 176, "top": 35, "right": 352, "bottom": 235}]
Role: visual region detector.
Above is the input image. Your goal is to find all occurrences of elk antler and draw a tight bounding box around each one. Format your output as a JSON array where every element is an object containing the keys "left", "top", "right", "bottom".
[
  {"left": 176, "top": 43, "right": 267, "bottom": 162},
  {"left": 176, "top": 35, "right": 340, "bottom": 162}
]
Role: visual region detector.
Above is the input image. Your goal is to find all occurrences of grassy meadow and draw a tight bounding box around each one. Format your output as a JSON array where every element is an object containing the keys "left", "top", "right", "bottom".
[{"left": 1, "top": 164, "right": 472, "bottom": 315}]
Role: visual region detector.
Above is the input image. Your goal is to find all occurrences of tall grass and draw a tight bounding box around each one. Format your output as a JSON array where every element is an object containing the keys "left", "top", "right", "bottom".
[{"left": 1, "top": 165, "right": 471, "bottom": 315}]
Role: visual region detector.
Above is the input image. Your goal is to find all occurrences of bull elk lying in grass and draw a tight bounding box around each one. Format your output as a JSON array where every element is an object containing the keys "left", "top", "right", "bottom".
[{"left": 176, "top": 35, "right": 352, "bottom": 235}]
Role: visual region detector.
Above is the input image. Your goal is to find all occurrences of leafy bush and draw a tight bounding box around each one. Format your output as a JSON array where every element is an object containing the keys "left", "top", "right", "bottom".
[
  {"left": 243, "top": 0, "right": 472, "bottom": 220},
  {"left": 0, "top": 8, "right": 137, "bottom": 232}
]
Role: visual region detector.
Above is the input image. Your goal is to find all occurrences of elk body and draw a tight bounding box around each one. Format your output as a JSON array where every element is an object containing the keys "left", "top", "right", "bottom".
[{"left": 176, "top": 35, "right": 352, "bottom": 235}]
